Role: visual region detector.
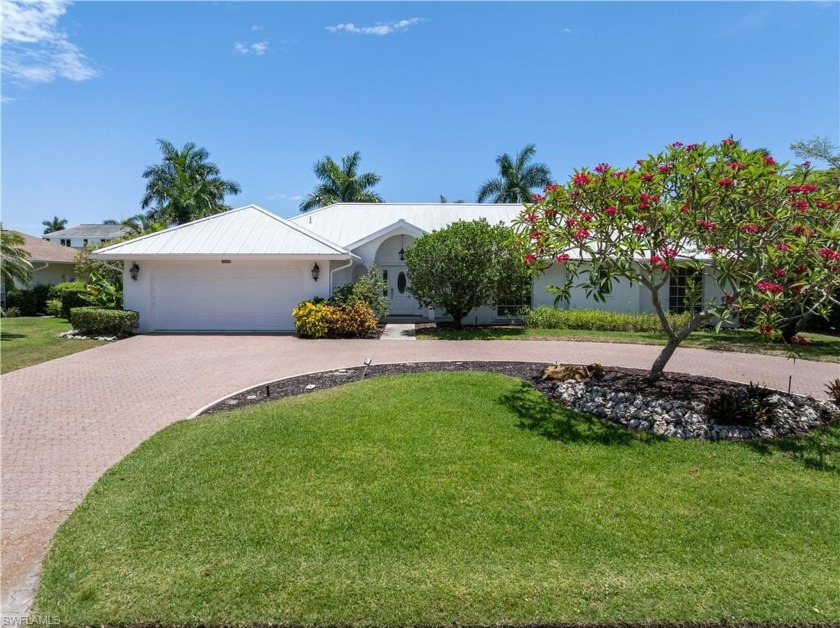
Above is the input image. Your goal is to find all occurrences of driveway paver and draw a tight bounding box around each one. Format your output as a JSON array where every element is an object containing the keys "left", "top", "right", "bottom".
[{"left": 2, "top": 334, "right": 838, "bottom": 615}]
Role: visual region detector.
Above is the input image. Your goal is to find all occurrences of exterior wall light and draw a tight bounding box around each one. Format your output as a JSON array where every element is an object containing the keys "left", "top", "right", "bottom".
[
  {"left": 311, "top": 262, "right": 320, "bottom": 281},
  {"left": 129, "top": 262, "right": 140, "bottom": 281},
  {"left": 398, "top": 234, "right": 405, "bottom": 261}
]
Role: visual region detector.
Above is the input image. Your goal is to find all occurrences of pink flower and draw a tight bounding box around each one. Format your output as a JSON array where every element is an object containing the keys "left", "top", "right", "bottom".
[
  {"left": 524, "top": 253, "right": 537, "bottom": 264},
  {"left": 802, "top": 160, "right": 811, "bottom": 167},
  {"left": 573, "top": 172, "right": 591, "bottom": 186},
  {"left": 705, "top": 245, "right": 723, "bottom": 254},
  {"left": 555, "top": 253, "right": 570, "bottom": 263},
  {"left": 658, "top": 165, "right": 673, "bottom": 173},
  {"left": 565, "top": 218, "right": 578, "bottom": 228},
  {"left": 632, "top": 224, "right": 647, "bottom": 235},
  {"left": 756, "top": 281, "right": 784, "bottom": 294},
  {"left": 650, "top": 255, "right": 663, "bottom": 263},
  {"left": 795, "top": 265, "right": 807, "bottom": 274},
  {"left": 531, "top": 193, "right": 544, "bottom": 202},
  {"left": 524, "top": 214, "right": 538, "bottom": 223},
  {"left": 773, "top": 268, "right": 785, "bottom": 278},
  {"left": 574, "top": 229, "right": 590, "bottom": 240},
  {"left": 544, "top": 183, "right": 559, "bottom": 192},
  {"left": 544, "top": 208, "right": 557, "bottom": 218},
  {"left": 722, "top": 295, "right": 736, "bottom": 305},
  {"left": 740, "top": 224, "right": 759, "bottom": 234},
  {"left": 640, "top": 173, "right": 654, "bottom": 181},
  {"left": 685, "top": 144, "right": 699, "bottom": 152},
  {"left": 763, "top": 156, "right": 777, "bottom": 166},
  {"left": 605, "top": 206, "right": 617, "bottom": 216},
  {"left": 775, "top": 243, "right": 791, "bottom": 251},
  {"left": 672, "top": 141, "right": 684, "bottom": 148},
  {"left": 698, "top": 219, "right": 717, "bottom": 230},
  {"left": 722, "top": 138, "right": 735, "bottom": 146},
  {"left": 800, "top": 184, "right": 818, "bottom": 193},
  {"left": 612, "top": 170, "right": 628, "bottom": 179},
  {"left": 726, "top": 161, "right": 746, "bottom": 171},
  {"left": 581, "top": 213, "right": 594, "bottom": 221},
  {"left": 792, "top": 225, "right": 807, "bottom": 235},
  {"left": 786, "top": 185, "right": 802, "bottom": 194},
  {"left": 636, "top": 159, "right": 646, "bottom": 166},
  {"left": 680, "top": 205, "right": 690, "bottom": 214},
  {"left": 760, "top": 325, "right": 774, "bottom": 336},
  {"left": 790, "top": 199, "right": 808, "bottom": 211},
  {"left": 718, "top": 178, "right": 734, "bottom": 187},
  {"left": 594, "top": 162, "right": 610, "bottom": 174},
  {"left": 530, "top": 231, "right": 543, "bottom": 240},
  {"left": 662, "top": 247, "right": 678, "bottom": 259},
  {"left": 639, "top": 193, "right": 659, "bottom": 203},
  {"left": 816, "top": 200, "right": 830, "bottom": 209},
  {"left": 790, "top": 336, "right": 811, "bottom": 346},
  {"left": 819, "top": 248, "right": 840, "bottom": 261}
]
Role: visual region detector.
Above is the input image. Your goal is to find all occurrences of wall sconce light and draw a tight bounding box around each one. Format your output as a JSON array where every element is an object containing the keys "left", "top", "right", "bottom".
[
  {"left": 311, "top": 262, "right": 320, "bottom": 281},
  {"left": 398, "top": 234, "right": 405, "bottom": 261},
  {"left": 129, "top": 262, "right": 140, "bottom": 281}
]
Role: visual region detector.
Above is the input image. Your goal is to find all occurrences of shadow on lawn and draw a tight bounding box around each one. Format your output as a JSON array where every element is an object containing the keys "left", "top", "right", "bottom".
[
  {"left": 500, "top": 380, "right": 663, "bottom": 447},
  {"left": 0, "top": 331, "right": 26, "bottom": 341},
  {"left": 741, "top": 424, "right": 840, "bottom": 474}
]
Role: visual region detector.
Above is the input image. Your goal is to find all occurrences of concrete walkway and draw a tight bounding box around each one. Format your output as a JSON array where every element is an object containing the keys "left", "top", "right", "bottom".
[
  {"left": 380, "top": 323, "right": 416, "bottom": 340},
  {"left": 2, "top": 334, "right": 838, "bottom": 614}
]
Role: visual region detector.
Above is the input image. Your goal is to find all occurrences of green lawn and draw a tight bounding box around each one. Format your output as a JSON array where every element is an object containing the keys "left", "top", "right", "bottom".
[
  {"left": 0, "top": 316, "right": 104, "bottom": 374},
  {"left": 37, "top": 372, "right": 840, "bottom": 625},
  {"left": 418, "top": 326, "right": 840, "bottom": 363}
]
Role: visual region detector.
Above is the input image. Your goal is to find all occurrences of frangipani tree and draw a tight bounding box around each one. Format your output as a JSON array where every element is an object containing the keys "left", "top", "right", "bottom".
[{"left": 514, "top": 139, "right": 840, "bottom": 380}]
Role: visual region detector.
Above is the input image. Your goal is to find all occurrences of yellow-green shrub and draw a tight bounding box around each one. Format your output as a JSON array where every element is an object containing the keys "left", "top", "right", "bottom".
[
  {"left": 292, "top": 301, "right": 332, "bottom": 338},
  {"left": 293, "top": 300, "right": 378, "bottom": 339}
]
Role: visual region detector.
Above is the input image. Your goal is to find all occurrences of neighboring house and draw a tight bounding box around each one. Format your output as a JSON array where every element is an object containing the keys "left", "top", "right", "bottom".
[
  {"left": 1, "top": 231, "right": 78, "bottom": 304},
  {"left": 43, "top": 224, "right": 130, "bottom": 249},
  {"left": 92, "top": 203, "right": 725, "bottom": 333}
]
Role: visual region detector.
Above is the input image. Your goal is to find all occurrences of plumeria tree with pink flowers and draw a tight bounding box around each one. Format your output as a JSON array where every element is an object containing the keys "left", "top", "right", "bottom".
[{"left": 514, "top": 139, "right": 840, "bottom": 380}]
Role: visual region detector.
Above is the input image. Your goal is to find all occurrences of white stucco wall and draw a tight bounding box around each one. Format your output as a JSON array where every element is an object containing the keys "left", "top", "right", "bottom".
[{"left": 44, "top": 236, "right": 113, "bottom": 249}]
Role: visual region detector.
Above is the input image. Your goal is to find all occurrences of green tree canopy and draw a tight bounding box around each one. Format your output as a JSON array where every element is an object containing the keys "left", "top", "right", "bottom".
[
  {"left": 1, "top": 227, "right": 32, "bottom": 287},
  {"left": 42, "top": 216, "right": 67, "bottom": 234},
  {"left": 477, "top": 144, "right": 553, "bottom": 203},
  {"left": 299, "top": 151, "right": 383, "bottom": 212},
  {"left": 141, "top": 139, "right": 241, "bottom": 226},
  {"left": 405, "top": 219, "right": 530, "bottom": 329},
  {"left": 515, "top": 139, "right": 840, "bottom": 379}
]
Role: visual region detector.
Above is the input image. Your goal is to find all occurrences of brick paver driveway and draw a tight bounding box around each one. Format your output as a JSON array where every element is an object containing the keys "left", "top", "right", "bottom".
[{"left": 2, "top": 334, "right": 838, "bottom": 614}]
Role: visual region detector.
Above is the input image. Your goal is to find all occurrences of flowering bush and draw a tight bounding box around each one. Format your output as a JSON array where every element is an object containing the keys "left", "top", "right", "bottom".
[
  {"left": 292, "top": 300, "right": 378, "bottom": 338},
  {"left": 514, "top": 139, "right": 840, "bottom": 379}
]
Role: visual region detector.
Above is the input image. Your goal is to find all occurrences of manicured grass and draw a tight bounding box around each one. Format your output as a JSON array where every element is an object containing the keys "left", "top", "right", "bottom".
[
  {"left": 37, "top": 372, "right": 840, "bottom": 625},
  {"left": 0, "top": 316, "right": 104, "bottom": 373},
  {"left": 419, "top": 326, "right": 840, "bottom": 362}
]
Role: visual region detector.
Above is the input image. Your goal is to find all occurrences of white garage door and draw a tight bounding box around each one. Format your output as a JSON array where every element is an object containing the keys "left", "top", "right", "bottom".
[{"left": 153, "top": 263, "right": 304, "bottom": 331}]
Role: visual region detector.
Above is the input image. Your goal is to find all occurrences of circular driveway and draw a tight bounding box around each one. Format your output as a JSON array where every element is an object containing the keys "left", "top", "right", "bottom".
[{"left": 2, "top": 334, "right": 838, "bottom": 614}]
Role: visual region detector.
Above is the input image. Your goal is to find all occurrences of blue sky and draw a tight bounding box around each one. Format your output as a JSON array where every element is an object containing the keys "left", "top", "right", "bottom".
[{"left": 2, "top": 1, "right": 838, "bottom": 235}]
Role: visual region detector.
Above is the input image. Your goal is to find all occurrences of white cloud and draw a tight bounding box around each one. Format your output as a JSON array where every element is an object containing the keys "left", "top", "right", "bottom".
[
  {"left": 250, "top": 24, "right": 261, "bottom": 32},
  {"left": 326, "top": 17, "right": 424, "bottom": 36},
  {"left": 1, "top": 0, "right": 98, "bottom": 84},
  {"left": 563, "top": 27, "right": 572, "bottom": 33},
  {"left": 268, "top": 193, "right": 303, "bottom": 202},
  {"left": 234, "top": 40, "right": 269, "bottom": 56}
]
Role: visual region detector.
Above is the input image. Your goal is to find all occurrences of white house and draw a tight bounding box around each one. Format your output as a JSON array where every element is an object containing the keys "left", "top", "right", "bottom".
[
  {"left": 6, "top": 231, "right": 78, "bottom": 286},
  {"left": 43, "top": 224, "right": 130, "bottom": 249},
  {"left": 92, "top": 203, "right": 725, "bottom": 333}
]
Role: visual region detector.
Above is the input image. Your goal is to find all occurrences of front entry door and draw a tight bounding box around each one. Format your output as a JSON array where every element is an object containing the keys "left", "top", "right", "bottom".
[{"left": 382, "top": 265, "right": 421, "bottom": 315}]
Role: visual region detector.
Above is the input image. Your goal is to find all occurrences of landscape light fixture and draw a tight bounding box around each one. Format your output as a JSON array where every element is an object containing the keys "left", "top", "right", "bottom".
[
  {"left": 311, "top": 262, "right": 320, "bottom": 281},
  {"left": 129, "top": 262, "right": 140, "bottom": 281},
  {"left": 398, "top": 235, "right": 405, "bottom": 261},
  {"left": 362, "top": 356, "right": 373, "bottom": 378}
]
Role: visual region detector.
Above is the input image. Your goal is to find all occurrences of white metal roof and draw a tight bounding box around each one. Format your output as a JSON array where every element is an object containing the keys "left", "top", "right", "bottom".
[
  {"left": 290, "top": 203, "right": 523, "bottom": 248},
  {"left": 92, "top": 205, "right": 351, "bottom": 259}
]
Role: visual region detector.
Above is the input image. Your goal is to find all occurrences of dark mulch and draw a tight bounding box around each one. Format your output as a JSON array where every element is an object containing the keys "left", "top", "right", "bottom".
[{"left": 200, "top": 361, "right": 779, "bottom": 416}]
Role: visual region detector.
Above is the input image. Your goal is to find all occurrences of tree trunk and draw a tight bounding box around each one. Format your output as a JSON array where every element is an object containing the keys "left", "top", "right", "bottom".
[
  {"left": 451, "top": 312, "right": 464, "bottom": 330},
  {"left": 649, "top": 337, "right": 681, "bottom": 381}
]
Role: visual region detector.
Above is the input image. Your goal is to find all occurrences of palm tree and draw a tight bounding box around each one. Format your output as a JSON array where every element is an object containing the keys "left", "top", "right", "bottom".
[
  {"left": 141, "top": 139, "right": 241, "bottom": 225},
  {"left": 42, "top": 216, "right": 67, "bottom": 234},
  {"left": 120, "top": 213, "right": 166, "bottom": 236},
  {"left": 1, "top": 227, "right": 32, "bottom": 287},
  {"left": 299, "top": 152, "right": 383, "bottom": 212},
  {"left": 476, "top": 144, "right": 552, "bottom": 203}
]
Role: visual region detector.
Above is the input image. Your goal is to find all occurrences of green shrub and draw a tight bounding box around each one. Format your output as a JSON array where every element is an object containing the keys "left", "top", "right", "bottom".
[
  {"left": 520, "top": 306, "right": 693, "bottom": 333},
  {"left": 32, "top": 284, "right": 52, "bottom": 312},
  {"left": 293, "top": 300, "right": 378, "bottom": 338},
  {"left": 46, "top": 299, "right": 63, "bottom": 317},
  {"left": 51, "top": 281, "right": 89, "bottom": 319},
  {"left": 70, "top": 307, "right": 139, "bottom": 338},
  {"left": 331, "top": 264, "right": 390, "bottom": 319},
  {"left": 6, "top": 289, "right": 37, "bottom": 316}
]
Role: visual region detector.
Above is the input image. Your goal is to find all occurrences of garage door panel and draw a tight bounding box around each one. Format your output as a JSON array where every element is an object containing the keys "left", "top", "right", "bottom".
[{"left": 154, "top": 264, "right": 303, "bottom": 331}]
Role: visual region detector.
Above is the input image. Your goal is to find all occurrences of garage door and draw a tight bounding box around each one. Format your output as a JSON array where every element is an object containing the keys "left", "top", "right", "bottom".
[{"left": 153, "top": 263, "right": 304, "bottom": 331}]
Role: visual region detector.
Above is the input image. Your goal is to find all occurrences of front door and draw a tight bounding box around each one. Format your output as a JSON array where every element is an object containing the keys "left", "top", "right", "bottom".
[{"left": 382, "top": 265, "right": 421, "bottom": 315}]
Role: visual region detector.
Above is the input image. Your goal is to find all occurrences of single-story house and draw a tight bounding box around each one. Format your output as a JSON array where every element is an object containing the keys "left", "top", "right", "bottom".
[
  {"left": 44, "top": 223, "right": 130, "bottom": 249},
  {"left": 6, "top": 230, "right": 78, "bottom": 287},
  {"left": 92, "top": 203, "right": 725, "bottom": 333}
]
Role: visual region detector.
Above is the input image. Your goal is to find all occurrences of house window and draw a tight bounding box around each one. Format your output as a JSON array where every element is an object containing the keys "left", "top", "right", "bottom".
[
  {"left": 60, "top": 239, "right": 71, "bottom": 247},
  {"left": 381, "top": 270, "right": 388, "bottom": 297},
  {"left": 83, "top": 239, "right": 88, "bottom": 246},
  {"left": 669, "top": 266, "right": 704, "bottom": 313},
  {"left": 496, "top": 286, "right": 532, "bottom": 317}
]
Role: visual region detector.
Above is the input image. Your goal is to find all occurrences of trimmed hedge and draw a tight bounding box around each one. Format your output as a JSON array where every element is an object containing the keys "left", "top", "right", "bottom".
[
  {"left": 292, "top": 300, "right": 378, "bottom": 338},
  {"left": 6, "top": 290, "right": 37, "bottom": 316},
  {"left": 69, "top": 307, "right": 139, "bottom": 338},
  {"left": 520, "top": 306, "right": 693, "bottom": 333},
  {"left": 50, "top": 282, "right": 89, "bottom": 319}
]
